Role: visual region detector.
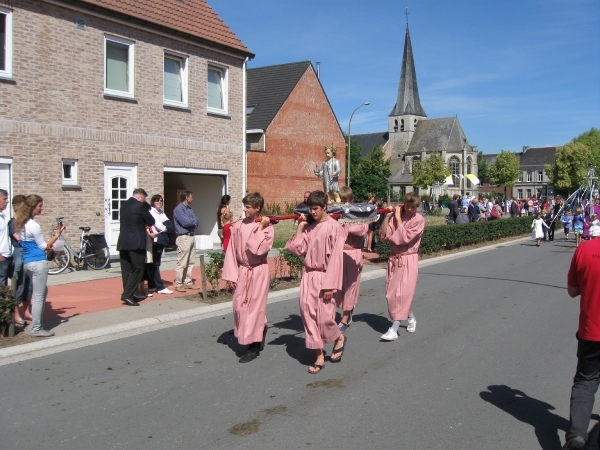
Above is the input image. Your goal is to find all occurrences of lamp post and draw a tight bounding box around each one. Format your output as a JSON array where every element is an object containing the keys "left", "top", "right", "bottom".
[{"left": 347, "top": 101, "right": 370, "bottom": 188}]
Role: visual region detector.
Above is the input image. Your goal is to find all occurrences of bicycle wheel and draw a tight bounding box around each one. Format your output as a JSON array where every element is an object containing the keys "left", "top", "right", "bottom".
[
  {"left": 83, "top": 240, "right": 110, "bottom": 270},
  {"left": 47, "top": 248, "right": 71, "bottom": 275}
]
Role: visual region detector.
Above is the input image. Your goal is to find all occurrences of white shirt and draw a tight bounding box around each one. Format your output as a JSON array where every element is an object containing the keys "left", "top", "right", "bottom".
[
  {"left": 150, "top": 207, "right": 169, "bottom": 242},
  {"left": 0, "top": 212, "right": 12, "bottom": 258}
]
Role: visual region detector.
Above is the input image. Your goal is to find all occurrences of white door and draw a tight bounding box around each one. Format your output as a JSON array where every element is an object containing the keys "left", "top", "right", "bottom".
[{"left": 104, "top": 164, "right": 137, "bottom": 255}]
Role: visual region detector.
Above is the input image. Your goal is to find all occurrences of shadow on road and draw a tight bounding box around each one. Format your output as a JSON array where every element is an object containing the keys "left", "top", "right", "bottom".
[
  {"left": 420, "top": 272, "right": 566, "bottom": 291},
  {"left": 480, "top": 385, "right": 568, "bottom": 449},
  {"left": 268, "top": 314, "right": 314, "bottom": 365},
  {"left": 216, "top": 330, "right": 246, "bottom": 357},
  {"left": 354, "top": 312, "right": 391, "bottom": 334}
]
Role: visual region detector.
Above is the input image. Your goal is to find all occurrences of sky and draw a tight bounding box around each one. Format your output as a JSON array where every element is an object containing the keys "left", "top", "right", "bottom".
[{"left": 211, "top": 0, "right": 599, "bottom": 154}]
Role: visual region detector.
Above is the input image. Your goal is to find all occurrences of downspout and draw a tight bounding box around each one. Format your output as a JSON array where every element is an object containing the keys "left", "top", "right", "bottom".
[{"left": 242, "top": 57, "right": 249, "bottom": 199}]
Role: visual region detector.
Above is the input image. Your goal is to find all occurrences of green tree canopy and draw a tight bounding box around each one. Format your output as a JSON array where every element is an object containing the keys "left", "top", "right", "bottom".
[
  {"left": 489, "top": 150, "right": 520, "bottom": 197},
  {"left": 345, "top": 136, "right": 363, "bottom": 186},
  {"left": 351, "top": 145, "right": 391, "bottom": 200},
  {"left": 477, "top": 150, "right": 489, "bottom": 183},
  {"left": 411, "top": 153, "right": 451, "bottom": 193}
]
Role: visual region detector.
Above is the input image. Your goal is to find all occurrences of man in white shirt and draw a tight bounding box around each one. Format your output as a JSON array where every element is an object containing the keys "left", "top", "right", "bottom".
[{"left": 0, "top": 189, "right": 13, "bottom": 285}]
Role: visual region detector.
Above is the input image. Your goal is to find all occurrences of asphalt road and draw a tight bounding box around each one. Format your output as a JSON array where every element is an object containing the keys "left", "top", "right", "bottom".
[{"left": 1, "top": 237, "right": 595, "bottom": 450}]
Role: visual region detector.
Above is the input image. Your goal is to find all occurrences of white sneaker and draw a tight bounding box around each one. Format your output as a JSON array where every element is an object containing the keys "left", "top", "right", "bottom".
[
  {"left": 158, "top": 288, "right": 173, "bottom": 294},
  {"left": 380, "top": 327, "right": 399, "bottom": 341},
  {"left": 338, "top": 322, "right": 349, "bottom": 333},
  {"left": 407, "top": 317, "right": 417, "bottom": 333}
]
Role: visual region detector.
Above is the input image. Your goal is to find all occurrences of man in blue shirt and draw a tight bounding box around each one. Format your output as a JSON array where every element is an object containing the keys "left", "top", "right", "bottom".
[{"left": 172, "top": 190, "right": 200, "bottom": 292}]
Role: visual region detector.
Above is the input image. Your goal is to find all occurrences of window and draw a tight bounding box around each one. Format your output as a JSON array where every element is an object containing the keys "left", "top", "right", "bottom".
[
  {"left": 164, "top": 53, "right": 188, "bottom": 106},
  {"left": 246, "top": 104, "right": 256, "bottom": 115},
  {"left": 207, "top": 65, "right": 228, "bottom": 112},
  {"left": 518, "top": 172, "right": 523, "bottom": 182},
  {"left": 527, "top": 172, "right": 532, "bottom": 182},
  {"left": 538, "top": 170, "right": 543, "bottom": 182},
  {"left": 517, "top": 189, "right": 523, "bottom": 199},
  {"left": 0, "top": 7, "right": 13, "bottom": 79},
  {"left": 526, "top": 189, "right": 532, "bottom": 198},
  {"left": 104, "top": 35, "right": 134, "bottom": 97},
  {"left": 449, "top": 156, "right": 460, "bottom": 187},
  {"left": 400, "top": 119, "right": 405, "bottom": 132},
  {"left": 62, "top": 160, "right": 78, "bottom": 186}
]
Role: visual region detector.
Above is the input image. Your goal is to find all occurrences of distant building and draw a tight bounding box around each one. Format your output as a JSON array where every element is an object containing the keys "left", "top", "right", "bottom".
[
  {"left": 246, "top": 61, "right": 345, "bottom": 206},
  {"left": 353, "top": 23, "right": 478, "bottom": 198}
]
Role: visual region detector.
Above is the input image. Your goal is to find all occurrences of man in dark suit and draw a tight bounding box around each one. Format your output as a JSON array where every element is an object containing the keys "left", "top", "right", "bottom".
[
  {"left": 448, "top": 195, "right": 460, "bottom": 223},
  {"left": 117, "top": 188, "right": 155, "bottom": 306}
]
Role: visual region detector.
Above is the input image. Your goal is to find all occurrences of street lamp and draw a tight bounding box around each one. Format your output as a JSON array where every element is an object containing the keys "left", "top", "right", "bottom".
[{"left": 347, "top": 101, "right": 370, "bottom": 188}]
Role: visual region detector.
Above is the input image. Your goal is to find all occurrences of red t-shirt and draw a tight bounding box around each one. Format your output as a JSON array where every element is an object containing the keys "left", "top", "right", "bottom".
[
  {"left": 222, "top": 222, "right": 232, "bottom": 252},
  {"left": 568, "top": 239, "right": 600, "bottom": 341}
]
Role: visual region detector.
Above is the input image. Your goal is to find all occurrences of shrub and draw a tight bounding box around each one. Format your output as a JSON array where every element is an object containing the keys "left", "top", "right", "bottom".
[
  {"left": 375, "top": 216, "right": 533, "bottom": 260},
  {"left": 0, "top": 286, "right": 17, "bottom": 336},
  {"left": 205, "top": 251, "right": 226, "bottom": 294},
  {"left": 438, "top": 194, "right": 451, "bottom": 207},
  {"left": 279, "top": 249, "right": 304, "bottom": 281},
  {"left": 263, "top": 202, "right": 282, "bottom": 216}
]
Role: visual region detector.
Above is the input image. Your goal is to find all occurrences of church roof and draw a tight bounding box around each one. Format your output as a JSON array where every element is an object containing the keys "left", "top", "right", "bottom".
[
  {"left": 246, "top": 61, "right": 313, "bottom": 131},
  {"left": 405, "top": 117, "right": 472, "bottom": 155},
  {"left": 353, "top": 132, "right": 389, "bottom": 157},
  {"left": 520, "top": 147, "right": 556, "bottom": 166},
  {"left": 390, "top": 25, "right": 426, "bottom": 118}
]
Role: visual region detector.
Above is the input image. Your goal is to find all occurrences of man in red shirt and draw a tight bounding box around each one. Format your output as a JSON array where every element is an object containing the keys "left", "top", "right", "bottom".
[{"left": 564, "top": 239, "right": 600, "bottom": 449}]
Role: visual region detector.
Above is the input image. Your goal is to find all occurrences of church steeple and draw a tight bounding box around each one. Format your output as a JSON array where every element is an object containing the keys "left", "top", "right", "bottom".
[{"left": 391, "top": 24, "right": 426, "bottom": 118}]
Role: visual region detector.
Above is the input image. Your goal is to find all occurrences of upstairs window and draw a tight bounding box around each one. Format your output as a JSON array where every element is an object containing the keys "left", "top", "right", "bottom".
[
  {"left": 0, "top": 7, "right": 13, "bottom": 79},
  {"left": 538, "top": 170, "right": 543, "bottom": 182},
  {"left": 62, "top": 159, "right": 78, "bottom": 186},
  {"left": 104, "top": 36, "right": 134, "bottom": 97},
  {"left": 527, "top": 172, "right": 532, "bottom": 182},
  {"left": 207, "top": 65, "right": 228, "bottom": 113},
  {"left": 164, "top": 53, "right": 188, "bottom": 106},
  {"left": 518, "top": 173, "right": 523, "bottom": 182}
]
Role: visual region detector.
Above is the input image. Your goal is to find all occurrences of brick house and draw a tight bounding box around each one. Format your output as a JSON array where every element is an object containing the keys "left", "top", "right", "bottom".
[
  {"left": 245, "top": 61, "right": 346, "bottom": 206},
  {"left": 0, "top": 0, "right": 253, "bottom": 252}
]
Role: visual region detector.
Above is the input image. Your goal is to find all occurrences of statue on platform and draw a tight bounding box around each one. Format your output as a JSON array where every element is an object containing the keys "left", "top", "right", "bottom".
[{"left": 314, "top": 145, "right": 342, "bottom": 204}]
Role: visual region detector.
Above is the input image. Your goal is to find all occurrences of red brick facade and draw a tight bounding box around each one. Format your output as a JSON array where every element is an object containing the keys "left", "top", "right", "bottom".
[{"left": 246, "top": 67, "right": 345, "bottom": 206}]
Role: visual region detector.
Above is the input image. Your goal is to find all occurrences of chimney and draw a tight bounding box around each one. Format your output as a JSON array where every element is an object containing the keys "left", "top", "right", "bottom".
[{"left": 316, "top": 62, "right": 320, "bottom": 79}]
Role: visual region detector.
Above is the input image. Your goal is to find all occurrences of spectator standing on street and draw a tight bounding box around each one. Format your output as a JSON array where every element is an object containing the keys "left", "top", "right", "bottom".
[
  {"left": 173, "top": 190, "right": 200, "bottom": 292},
  {"left": 456, "top": 206, "right": 470, "bottom": 224},
  {"left": 510, "top": 197, "right": 520, "bottom": 218},
  {"left": 216, "top": 195, "right": 231, "bottom": 247},
  {"left": 149, "top": 194, "right": 173, "bottom": 295},
  {"left": 0, "top": 189, "right": 12, "bottom": 286},
  {"left": 16, "top": 195, "right": 65, "bottom": 336},
  {"left": 468, "top": 198, "right": 480, "bottom": 222},
  {"left": 448, "top": 195, "right": 460, "bottom": 223},
  {"left": 117, "top": 188, "right": 155, "bottom": 306},
  {"left": 563, "top": 237, "right": 600, "bottom": 449},
  {"left": 9, "top": 195, "right": 31, "bottom": 325}
]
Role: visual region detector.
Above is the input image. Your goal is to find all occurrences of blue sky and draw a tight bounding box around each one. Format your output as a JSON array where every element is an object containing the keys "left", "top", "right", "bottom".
[{"left": 212, "top": 0, "right": 599, "bottom": 154}]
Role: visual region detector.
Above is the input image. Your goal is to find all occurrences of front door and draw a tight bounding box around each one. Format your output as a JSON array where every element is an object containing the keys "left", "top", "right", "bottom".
[{"left": 104, "top": 164, "right": 137, "bottom": 255}]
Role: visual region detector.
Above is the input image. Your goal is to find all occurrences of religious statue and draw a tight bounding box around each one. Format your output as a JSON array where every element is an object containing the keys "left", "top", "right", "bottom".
[{"left": 314, "top": 145, "right": 342, "bottom": 204}]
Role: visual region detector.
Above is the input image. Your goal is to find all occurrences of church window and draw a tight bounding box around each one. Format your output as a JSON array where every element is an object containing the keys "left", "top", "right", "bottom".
[
  {"left": 414, "top": 119, "right": 418, "bottom": 128},
  {"left": 449, "top": 156, "right": 460, "bottom": 187},
  {"left": 400, "top": 119, "right": 405, "bottom": 132},
  {"left": 394, "top": 119, "right": 398, "bottom": 132}
]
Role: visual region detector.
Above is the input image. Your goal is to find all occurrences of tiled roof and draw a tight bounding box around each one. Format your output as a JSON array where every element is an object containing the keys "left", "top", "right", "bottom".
[
  {"left": 520, "top": 147, "right": 556, "bottom": 166},
  {"left": 246, "top": 61, "right": 312, "bottom": 131},
  {"left": 405, "top": 117, "right": 472, "bottom": 154},
  {"left": 353, "top": 132, "right": 389, "bottom": 157},
  {"left": 78, "top": 0, "right": 252, "bottom": 56}
]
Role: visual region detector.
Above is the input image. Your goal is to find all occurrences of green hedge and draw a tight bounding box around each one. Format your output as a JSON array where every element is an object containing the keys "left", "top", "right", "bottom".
[{"left": 374, "top": 216, "right": 533, "bottom": 259}]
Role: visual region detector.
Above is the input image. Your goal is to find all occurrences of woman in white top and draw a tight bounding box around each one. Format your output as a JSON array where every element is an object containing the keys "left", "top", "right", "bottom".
[
  {"left": 149, "top": 194, "right": 172, "bottom": 294},
  {"left": 15, "top": 195, "right": 65, "bottom": 336},
  {"left": 531, "top": 212, "right": 550, "bottom": 247},
  {"left": 589, "top": 214, "right": 600, "bottom": 238}
]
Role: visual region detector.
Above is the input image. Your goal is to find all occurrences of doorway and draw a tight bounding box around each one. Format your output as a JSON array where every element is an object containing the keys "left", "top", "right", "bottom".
[{"left": 104, "top": 164, "right": 137, "bottom": 255}]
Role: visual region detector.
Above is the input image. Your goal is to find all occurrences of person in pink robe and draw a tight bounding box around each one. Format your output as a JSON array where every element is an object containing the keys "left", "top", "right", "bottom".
[
  {"left": 335, "top": 187, "right": 369, "bottom": 332},
  {"left": 285, "top": 190, "right": 347, "bottom": 374},
  {"left": 379, "top": 191, "right": 424, "bottom": 341},
  {"left": 222, "top": 193, "right": 274, "bottom": 363}
]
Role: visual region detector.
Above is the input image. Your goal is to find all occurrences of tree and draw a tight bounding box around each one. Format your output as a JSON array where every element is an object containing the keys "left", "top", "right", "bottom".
[
  {"left": 344, "top": 135, "right": 364, "bottom": 187},
  {"left": 489, "top": 150, "right": 520, "bottom": 198},
  {"left": 477, "top": 151, "right": 489, "bottom": 183},
  {"left": 351, "top": 145, "right": 391, "bottom": 200},
  {"left": 411, "top": 153, "right": 451, "bottom": 196}
]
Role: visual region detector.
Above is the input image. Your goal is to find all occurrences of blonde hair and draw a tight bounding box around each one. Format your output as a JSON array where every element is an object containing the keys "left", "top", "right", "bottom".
[
  {"left": 404, "top": 191, "right": 421, "bottom": 206},
  {"left": 339, "top": 186, "right": 353, "bottom": 203},
  {"left": 221, "top": 210, "right": 233, "bottom": 225},
  {"left": 324, "top": 145, "right": 337, "bottom": 157},
  {"left": 15, "top": 194, "right": 43, "bottom": 231}
]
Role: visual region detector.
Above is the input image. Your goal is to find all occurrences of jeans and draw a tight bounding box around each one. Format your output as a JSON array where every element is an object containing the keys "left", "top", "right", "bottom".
[
  {"left": 567, "top": 339, "right": 600, "bottom": 441},
  {"left": 11, "top": 246, "right": 31, "bottom": 304},
  {"left": 0, "top": 255, "right": 12, "bottom": 286},
  {"left": 24, "top": 260, "right": 49, "bottom": 334}
]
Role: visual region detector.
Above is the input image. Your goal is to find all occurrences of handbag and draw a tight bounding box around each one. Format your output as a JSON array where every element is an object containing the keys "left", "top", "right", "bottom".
[
  {"left": 491, "top": 207, "right": 501, "bottom": 219},
  {"left": 162, "top": 219, "right": 175, "bottom": 234}
]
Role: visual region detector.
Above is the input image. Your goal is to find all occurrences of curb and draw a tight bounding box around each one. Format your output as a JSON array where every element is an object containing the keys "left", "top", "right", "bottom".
[{"left": 0, "top": 236, "right": 529, "bottom": 364}]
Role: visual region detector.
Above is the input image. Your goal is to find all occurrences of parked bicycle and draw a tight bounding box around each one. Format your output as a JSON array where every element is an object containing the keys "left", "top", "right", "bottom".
[{"left": 47, "top": 217, "right": 110, "bottom": 274}]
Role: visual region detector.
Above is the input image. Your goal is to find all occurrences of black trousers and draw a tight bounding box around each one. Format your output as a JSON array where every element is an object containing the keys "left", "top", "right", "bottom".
[
  {"left": 567, "top": 339, "right": 600, "bottom": 441},
  {"left": 119, "top": 249, "right": 146, "bottom": 301},
  {"left": 149, "top": 244, "right": 166, "bottom": 291}
]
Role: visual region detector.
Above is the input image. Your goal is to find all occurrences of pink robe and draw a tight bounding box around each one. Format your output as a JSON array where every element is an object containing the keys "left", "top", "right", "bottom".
[
  {"left": 285, "top": 216, "right": 345, "bottom": 349},
  {"left": 335, "top": 223, "right": 369, "bottom": 311},
  {"left": 382, "top": 212, "right": 424, "bottom": 321},
  {"left": 222, "top": 218, "right": 274, "bottom": 345}
]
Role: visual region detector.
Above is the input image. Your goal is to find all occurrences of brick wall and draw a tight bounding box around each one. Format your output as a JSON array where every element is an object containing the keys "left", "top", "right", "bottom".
[
  {"left": 246, "top": 67, "right": 346, "bottom": 206},
  {"left": 0, "top": 0, "right": 245, "bottom": 237}
]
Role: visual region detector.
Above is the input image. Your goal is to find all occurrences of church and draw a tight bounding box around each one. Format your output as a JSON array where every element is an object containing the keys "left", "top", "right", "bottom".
[{"left": 354, "top": 22, "right": 479, "bottom": 199}]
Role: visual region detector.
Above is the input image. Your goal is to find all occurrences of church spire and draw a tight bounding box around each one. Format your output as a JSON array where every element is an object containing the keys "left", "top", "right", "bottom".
[{"left": 391, "top": 23, "right": 426, "bottom": 117}]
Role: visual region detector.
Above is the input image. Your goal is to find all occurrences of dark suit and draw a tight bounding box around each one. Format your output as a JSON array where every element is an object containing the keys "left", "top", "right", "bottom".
[
  {"left": 117, "top": 197, "right": 155, "bottom": 301},
  {"left": 448, "top": 200, "right": 459, "bottom": 222}
]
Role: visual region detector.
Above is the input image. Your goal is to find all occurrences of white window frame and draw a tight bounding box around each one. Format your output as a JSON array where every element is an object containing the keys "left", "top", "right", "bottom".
[
  {"left": 526, "top": 189, "right": 532, "bottom": 198},
  {"left": 0, "top": 7, "right": 13, "bottom": 79},
  {"left": 518, "top": 172, "right": 523, "bottom": 182},
  {"left": 62, "top": 159, "right": 78, "bottom": 186},
  {"left": 527, "top": 172, "right": 532, "bottom": 182},
  {"left": 104, "top": 35, "right": 135, "bottom": 98},
  {"left": 163, "top": 52, "right": 188, "bottom": 107},
  {"left": 207, "top": 63, "right": 228, "bottom": 114},
  {"left": 517, "top": 189, "right": 523, "bottom": 200},
  {"left": 538, "top": 170, "right": 543, "bottom": 182}
]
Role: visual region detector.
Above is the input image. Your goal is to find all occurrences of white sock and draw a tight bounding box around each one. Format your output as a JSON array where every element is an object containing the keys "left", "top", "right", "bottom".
[
  {"left": 391, "top": 321, "right": 401, "bottom": 332},
  {"left": 408, "top": 313, "right": 415, "bottom": 320}
]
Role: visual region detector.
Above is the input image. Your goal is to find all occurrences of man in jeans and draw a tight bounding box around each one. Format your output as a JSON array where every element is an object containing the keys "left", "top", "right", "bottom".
[
  {"left": 0, "top": 189, "right": 13, "bottom": 285},
  {"left": 173, "top": 190, "right": 200, "bottom": 292},
  {"left": 564, "top": 237, "right": 600, "bottom": 449}
]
